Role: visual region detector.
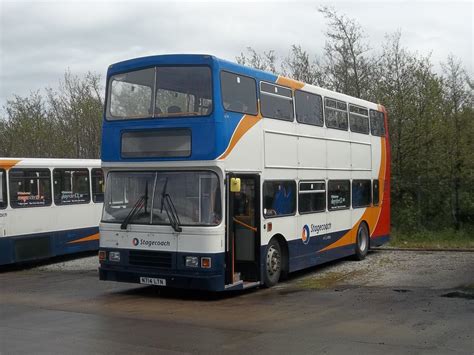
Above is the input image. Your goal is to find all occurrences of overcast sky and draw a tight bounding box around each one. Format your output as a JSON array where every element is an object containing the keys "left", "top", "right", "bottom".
[{"left": 0, "top": 0, "right": 472, "bottom": 106}]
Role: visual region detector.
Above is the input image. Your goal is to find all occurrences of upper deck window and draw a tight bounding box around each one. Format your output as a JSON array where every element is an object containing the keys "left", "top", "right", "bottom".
[
  {"left": 325, "top": 98, "right": 348, "bottom": 130},
  {"left": 260, "top": 82, "right": 294, "bottom": 121},
  {"left": 106, "top": 66, "right": 212, "bottom": 120},
  {"left": 220, "top": 71, "right": 258, "bottom": 115},
  {"left": 295, "top": 90, "right": 323, "bottom": 126},
  {"left": 349, "top": 104, "right": 369, "bottom": 134}
]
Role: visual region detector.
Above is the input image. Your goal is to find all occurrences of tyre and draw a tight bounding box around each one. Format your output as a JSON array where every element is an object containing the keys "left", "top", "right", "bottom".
[
  {"left": 354, "top": 223, "right": 369, "bottom": 260},
  {"left": 263, "top": 239, "right": 282, "bottom": 287}
]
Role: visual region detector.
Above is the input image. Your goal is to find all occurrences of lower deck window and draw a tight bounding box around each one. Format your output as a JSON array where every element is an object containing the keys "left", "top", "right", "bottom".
[
  {"left": 263, "top": 180, "right": 296, "bottom": 217},
  {"left": 328, "top": 180, "right": 350, "bottom": 210},
  {"left": 53, "top": 169, "right": 90, "bottom": 205},
  {"left": 299, "top": 181, "right": 326, "bottom": 213},
  {"left": 373, "top": 179, "right": 380, "bottom": 206},
  {"left": 9, "top": 168, "right": 52, "bottom": 208},
  {"left": 92, "top": 168, "right": 104, "bottom": 203},
  {"left": 352, "top": 180, "right": 371, "bottom": 208}
]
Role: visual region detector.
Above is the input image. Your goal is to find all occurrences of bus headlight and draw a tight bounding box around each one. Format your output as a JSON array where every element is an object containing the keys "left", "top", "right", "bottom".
[
  {"left": 109, "top": 251, "right": 121, "bottom": 262},
  {"left": 185, "top": 256, "right": 199, "bottom": 268}
]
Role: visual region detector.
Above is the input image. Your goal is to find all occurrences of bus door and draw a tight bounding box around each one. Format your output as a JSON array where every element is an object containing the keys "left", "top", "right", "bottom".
[{"left": 226, "top": 174, "right": 260, "bottom": 286}]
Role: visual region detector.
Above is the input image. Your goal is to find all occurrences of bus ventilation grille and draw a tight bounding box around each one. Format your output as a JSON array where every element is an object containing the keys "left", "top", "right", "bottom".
[{"left": 129, "top": 250, "right": 172, "bottom": 269}]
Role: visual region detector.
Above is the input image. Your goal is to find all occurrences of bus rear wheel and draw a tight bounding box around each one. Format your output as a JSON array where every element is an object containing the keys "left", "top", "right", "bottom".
[
  {"left": 263, "top": 239, "right": 282, "bottom": 287},
  {"left": 354, "top": 223, "right": 369, "bottom": 260}
]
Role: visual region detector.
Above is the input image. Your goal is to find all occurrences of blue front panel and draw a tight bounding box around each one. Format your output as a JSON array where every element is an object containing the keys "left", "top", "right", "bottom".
[
  {"left": 0, "top": 227, "right": 99, "bottom": 266},
  {"left": 101, "top": 54, "right": 278, "bottom": 163}
]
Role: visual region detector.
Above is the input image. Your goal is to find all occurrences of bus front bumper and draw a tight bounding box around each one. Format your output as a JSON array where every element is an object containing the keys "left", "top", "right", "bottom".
[{"left": 99, "top": 265, "right": 226, "bottom": 291}]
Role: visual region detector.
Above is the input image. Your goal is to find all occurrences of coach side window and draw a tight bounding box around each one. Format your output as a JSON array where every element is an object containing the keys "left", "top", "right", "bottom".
[
  {"left": 370, "top": 110, "right": 386, "bottom": 136},
  {"left": 325, "top": 98, "right": 348, "bottom": 130},
  {"left": 349, "top": 105, "right": 369, "bottom": 134},
  {"left": 92, "top": 169, "right": 105, "bottom": 203},
  {"left": 328, "top": 180, "right": 350, "bottom": 210},
  {"left": 295, "top": 90, "right": 323, "bottom": 126},
  {"left": 373, "top": 179, "right": 380, "bottom": 206},
  {"left": 53, "top": 169, "right": 90, "bottom": 205},
  {"left": 260, "top": 82, "right": 294, "bottom": 121},
  {"left": 9, "top": 168, "right": 52, "bottom": 208},
  {"left": 263, "top": 180, "right": 296, "bottom": 217},
  {"left": 299, "top": 181, "right": 326, "bottom": 214},
  {"left": 352, "top": 180, "right": 371, "bottom": 208},
  {"left": 0, "top": 169, "right": 7, "bottom": 209},
  {"left": 221, "top": 71, "right": 258, "bottom": 115}
]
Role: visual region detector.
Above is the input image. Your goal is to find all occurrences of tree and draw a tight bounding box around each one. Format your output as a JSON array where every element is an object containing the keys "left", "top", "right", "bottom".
[
  {"left": 236, "top": 47, "right": 278, "bottom": 73},
  {"left": 318, "top": 6, "right": 372, "bottom": 99}
]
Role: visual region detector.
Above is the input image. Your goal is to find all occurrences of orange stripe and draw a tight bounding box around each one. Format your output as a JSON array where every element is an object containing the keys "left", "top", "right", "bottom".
[
  {"left": 218, "top": 114, "right": 262, "bottom": 160},
  {"left": 319, "top": 133, "right": 387, "bottom": 252},
  {"left": 67, "top": 232, "right": 100, "bottom": 244},
  {"left": 0, "top": 159, "right": 21, "bottom": 170},
  {"left": 276, "top": 76, "right": 305, "bottom": 90}
]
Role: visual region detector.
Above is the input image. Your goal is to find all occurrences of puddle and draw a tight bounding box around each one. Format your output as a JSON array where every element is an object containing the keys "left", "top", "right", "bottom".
[{"left": 441, "top": 291, "right": 474, "bottom": 300}]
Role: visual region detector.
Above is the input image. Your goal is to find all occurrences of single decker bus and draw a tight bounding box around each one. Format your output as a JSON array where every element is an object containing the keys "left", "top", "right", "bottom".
[
  {"left": 98, "top": 54, "right": 390, "bottom": 291},
  {"left": 0, "top": 158, "right": 104, "bottom": 265}
]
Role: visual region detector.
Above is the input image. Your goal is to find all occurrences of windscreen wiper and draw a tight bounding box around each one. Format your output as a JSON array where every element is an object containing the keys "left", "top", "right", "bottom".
[
  {"left": 120, "top": 183, "right": 148, "bottom": 230},
  {"left": 162, "top": 193, "right": 182, "bottom": 232},
  {"left": 160, "top": 177, "right": 168, "bottom": 213}
]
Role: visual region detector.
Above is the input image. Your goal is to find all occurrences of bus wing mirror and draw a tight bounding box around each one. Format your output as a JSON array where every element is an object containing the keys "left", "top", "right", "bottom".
[{"left": 230, "top": 178, "right": 241, "bottom": 193}]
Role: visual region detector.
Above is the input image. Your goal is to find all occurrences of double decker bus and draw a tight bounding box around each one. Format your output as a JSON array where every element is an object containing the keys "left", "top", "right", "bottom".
[
  {"left": 0, "top": 158, "right": 104, "bottom": 265},
  {"left": 98, "top": 54, "right": 390, "bottom": 291}
]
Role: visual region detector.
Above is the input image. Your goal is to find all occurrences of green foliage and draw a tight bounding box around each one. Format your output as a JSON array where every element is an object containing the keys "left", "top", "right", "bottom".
[{"left": 0, "top": 71, "right": 103, "bottom": 159}]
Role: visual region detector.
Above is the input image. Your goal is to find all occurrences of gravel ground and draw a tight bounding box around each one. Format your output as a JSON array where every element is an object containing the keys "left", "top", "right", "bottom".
[
  {"left": 286, "top": 249, "right": 474, "bottom": 290},
  {"left": 35, "top": 255, "right": 99, "bottom": 272}
]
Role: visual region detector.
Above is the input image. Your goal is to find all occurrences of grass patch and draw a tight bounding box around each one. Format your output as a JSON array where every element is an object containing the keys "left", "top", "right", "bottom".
[
  {"left": 298, "top": 271, "right": 360, "bottom": 290},
  {"left": 389, "top": 228, "right": 474, "bottom": 249}
]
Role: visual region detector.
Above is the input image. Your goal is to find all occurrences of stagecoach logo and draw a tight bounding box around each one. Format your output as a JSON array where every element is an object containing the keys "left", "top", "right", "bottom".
[
  {"left": 301, "top": 223, "right": 332, "bottom": 244},
  {"left": 131, "top": 237, "right": 171, "bottom": 248},
  {"left": 302, "top": 225, "right": 311, "bottom": 245}
]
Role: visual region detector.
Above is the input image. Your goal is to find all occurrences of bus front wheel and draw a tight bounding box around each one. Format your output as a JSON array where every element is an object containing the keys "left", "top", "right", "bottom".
[
  {"left": 354, "top": 222, "right": 369, "bottom": 260},
  {"left": 263, "top": 239, "right": 282, "bottom": 287}
]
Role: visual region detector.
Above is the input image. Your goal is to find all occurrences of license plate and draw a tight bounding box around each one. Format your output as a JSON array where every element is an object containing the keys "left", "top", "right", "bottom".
[{"left": 139, "top": 277, "right": 166, "bottom": 286}]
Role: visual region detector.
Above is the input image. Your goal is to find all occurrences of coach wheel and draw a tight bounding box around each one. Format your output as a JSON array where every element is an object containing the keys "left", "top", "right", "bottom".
[
  {"left": 263, "top": 239, "right": 282, "bottom": 287},
  {"left": 355, "top": 223, "right": 369, "bottom": 260}
]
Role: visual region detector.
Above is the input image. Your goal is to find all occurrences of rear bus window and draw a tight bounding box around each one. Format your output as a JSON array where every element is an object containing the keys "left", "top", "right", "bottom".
[
  {"left": 0, "top": 169, "right": 7, "bottom": 209},
  {"left": 263, "top": 180, "right": 296, "bottom": 217},
  {"left": 325, "top": 98, "right": 348, "bottom": 130},
  {"left": 9, "top": 169, "right": 52, "bottom": 208},
  {"left": 352, "top": 180, "right": 371, "bottom": 208},
  {"left": 53, "top": 169, "right": 91, "bottom": 205},
  {"left": 92, "top": 168, "right": 105, "bottom": 203},
  {"left": 299, "top": 181, "right": 326, "bottom": 214},
  {"left": 370, "top": 110, "right": 386, "bottom": 136},
  {"left": 328, "top": 180, "right": 350, "bottom": 210},
  {"left": 295, "top": 90, "right": 323, "bottom": 126},
  {"left": 260, "top": 82, "right": 294, "bottom": 121},
  {"left": 221, "top": 71, "right": 258, "bottom": 115}
]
